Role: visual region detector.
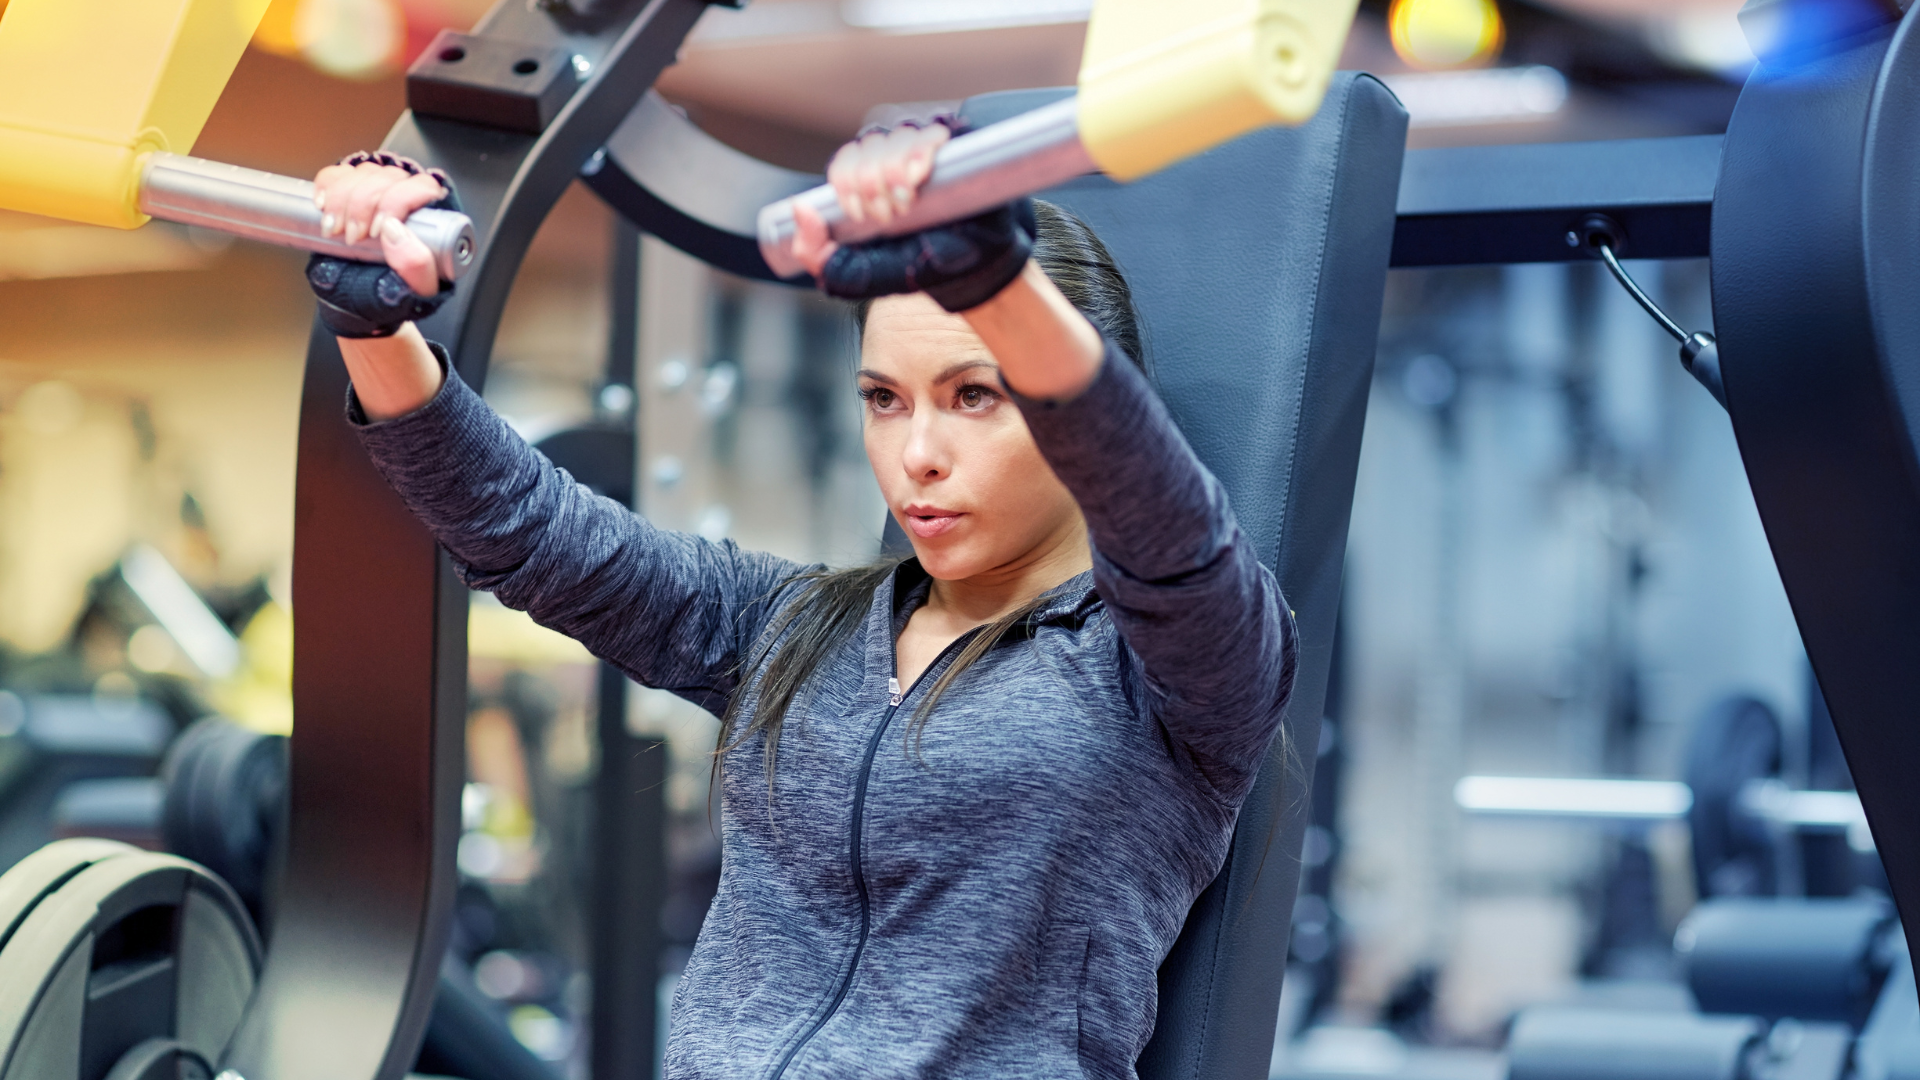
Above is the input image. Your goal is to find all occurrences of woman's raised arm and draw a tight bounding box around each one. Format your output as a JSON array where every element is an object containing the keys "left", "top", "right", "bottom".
[
  {"left": 794, "top": 123, "right": 1296, "bottom": 798},
  {"left": 309, "top": 155, "right": 812, "bottom": 712}
]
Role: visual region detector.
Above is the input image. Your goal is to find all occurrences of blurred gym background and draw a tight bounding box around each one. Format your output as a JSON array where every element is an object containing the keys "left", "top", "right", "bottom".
[{"left": 0, "top": 0, "right": 1860, "bottom": 1077}]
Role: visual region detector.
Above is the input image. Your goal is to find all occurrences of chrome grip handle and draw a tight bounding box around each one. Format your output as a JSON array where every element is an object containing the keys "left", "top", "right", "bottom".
[
  {"left": 138, "top": 152, "right": 477, "bottom": 282},
  {"left": 756, "top": 96, "right": 1095, "bottom": 280}
]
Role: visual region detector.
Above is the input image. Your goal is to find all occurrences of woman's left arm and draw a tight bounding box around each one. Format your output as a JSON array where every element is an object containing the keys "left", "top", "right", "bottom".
[
  {"left": 973, "top": 276, "right": 1298, "bottom": 801},
  {"left": 790, "top": 126, "right": 1295, "bottom": 796}
]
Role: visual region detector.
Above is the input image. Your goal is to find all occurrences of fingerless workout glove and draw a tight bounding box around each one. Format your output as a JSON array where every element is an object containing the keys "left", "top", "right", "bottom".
[
  {"left": 817, "top": 118, "right": 1035, "bottom": 313},
  {"left": 307, "top": 152, "right": 461, "bottom": 339}
]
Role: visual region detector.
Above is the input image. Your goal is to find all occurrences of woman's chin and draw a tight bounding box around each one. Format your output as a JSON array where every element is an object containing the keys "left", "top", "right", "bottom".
[{"left": 908, "top": 541, "right": 983, "bottom": 581}]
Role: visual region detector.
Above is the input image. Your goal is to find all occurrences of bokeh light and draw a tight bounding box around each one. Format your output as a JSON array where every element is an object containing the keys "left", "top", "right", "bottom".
[
  {"left": 294, "top": 0, "right": 405, "bottom": 79},
  {"left": 247, "top": 0, "right": 407, "bottom": 78},
  {"left": 1388, "top": 0, "right": 1506, "bottom": 70},
  {"left": 251, "top": 0, "right": 303, "bottom": 58}
]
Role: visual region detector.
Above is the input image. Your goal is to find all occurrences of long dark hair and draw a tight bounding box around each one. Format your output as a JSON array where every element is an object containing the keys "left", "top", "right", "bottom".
[{"left": 716, "top": 201, "right": 1145, "bottom": 786}]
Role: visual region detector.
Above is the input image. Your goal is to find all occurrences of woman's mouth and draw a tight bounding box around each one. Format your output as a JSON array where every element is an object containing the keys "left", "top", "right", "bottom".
[{"left": 901, "top": 506, "right": 964, "bottom": 539}]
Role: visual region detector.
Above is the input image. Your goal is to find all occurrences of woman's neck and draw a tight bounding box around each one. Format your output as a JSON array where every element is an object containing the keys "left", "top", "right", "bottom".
[{"left": 923, "top": 519, "right": 1093, "bottom": 627}]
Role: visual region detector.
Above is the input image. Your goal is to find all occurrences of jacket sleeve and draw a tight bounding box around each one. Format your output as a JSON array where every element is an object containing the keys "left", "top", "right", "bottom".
[
  {"left": 1013, "top": 344, "right": 1298, "bottom": 802},
  {"left": 350, "top": 353, "right": 811, "bottom": 714}
]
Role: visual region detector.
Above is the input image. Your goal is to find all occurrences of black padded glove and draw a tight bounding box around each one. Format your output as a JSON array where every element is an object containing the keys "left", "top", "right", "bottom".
[
  {"left": 821, "top": 200, "right": 1035, "bottom": 313},
  {"left": 816, "top": 118, "right": 1035, "bottom": 313},
  {"left": 307, "top": 152, "right": 460, "bottom": 339}
]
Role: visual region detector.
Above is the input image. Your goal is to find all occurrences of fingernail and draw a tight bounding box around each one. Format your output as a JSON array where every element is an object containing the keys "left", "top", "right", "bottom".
[
  {"left": 370, "top": 213, "right": 388, "bottom": 238},
  {"left": 892, "top": 185, "right": 913, "bottom": 211},
  {"left": 345, "top": 220, "right": 364, "bottom": 245},
  {"left": 382, "top": 217, "right": 408, "bottom": 242},
  {"left": 321, "top": 213, "right": 337, "bottom": 235},
  {"left": 845, "top": 198, "right": 864, "bottom": 224},
  {"left": 314, "top": 190, "right": 326, "bottom": 211}
]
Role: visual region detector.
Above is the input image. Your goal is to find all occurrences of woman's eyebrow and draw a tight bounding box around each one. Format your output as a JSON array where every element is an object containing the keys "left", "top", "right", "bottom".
[
  {"left": 934, "top": 360, "right": 998, "bottom": 383},
  {"left": 855, "top": 369, "right": 898, "bottom": 385}
]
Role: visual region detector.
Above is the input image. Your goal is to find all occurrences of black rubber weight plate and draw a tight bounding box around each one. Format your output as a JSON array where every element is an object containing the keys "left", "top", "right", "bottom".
[
  {"left": 161, "top": 718, "right": 284, "bottom": 906},
  {"left": 0, "top": 852, "right": 261, "bottom": 1080}
]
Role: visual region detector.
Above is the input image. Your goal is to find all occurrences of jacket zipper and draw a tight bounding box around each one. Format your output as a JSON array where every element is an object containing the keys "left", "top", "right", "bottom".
[{"left": 765, "top": 631, "right": 978, "bottom": 1080}]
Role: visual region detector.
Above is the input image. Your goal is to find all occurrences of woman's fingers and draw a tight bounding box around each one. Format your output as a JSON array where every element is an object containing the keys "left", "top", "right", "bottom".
[
  {"left": 790, "top": 201, "right": 839, "bottom": 280},
  {"left": 379, "top": 215, "right": 440, "bottom": 297},
  {"left": 864, "top": 132, "right": 898, "bottom": 224},
  {"left": 341, "top": 163, "right": 412, "bottom": 246},
  {"left": 371, "top": 173, "right": 449, "bottom": 242},
  {"left": 881, "top": 125, "right": 950, "bottom": 217},
  {"left": 313, "top": 163, "right": 353, "bottom": 221},
  {"left": 825, "top": 123, "right": 955, "bottom": 230},
  {"left": 319, "top": 161, "right": 412, "bottom": 245},
  {"left": 904, "top": 124, "right": 949, "bottom": 197},
  {"left": 314, "top": 163, "right": 364, "bottom": 236},
  {"left": 827, "top": 142, "right": 864, "bottom": 225}
]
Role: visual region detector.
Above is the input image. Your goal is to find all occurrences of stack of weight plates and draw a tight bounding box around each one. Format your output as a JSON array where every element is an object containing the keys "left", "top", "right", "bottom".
[{"left": 0, "top": 838, "right": 260, "bottom": 1080}]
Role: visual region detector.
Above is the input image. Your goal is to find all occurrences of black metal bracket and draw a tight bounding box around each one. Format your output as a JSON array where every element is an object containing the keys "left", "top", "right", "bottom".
[{"left": 407, "top": 29, "right": 584, "bottom": 136}]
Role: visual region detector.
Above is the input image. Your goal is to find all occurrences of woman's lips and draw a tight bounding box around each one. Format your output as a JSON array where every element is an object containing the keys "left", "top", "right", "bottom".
[{"left": 902, "top": 507, "right": 964, "bottom": 539}]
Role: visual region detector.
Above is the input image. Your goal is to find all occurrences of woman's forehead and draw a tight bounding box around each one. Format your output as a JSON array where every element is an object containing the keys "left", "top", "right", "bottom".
[{"left": 860, "top": 296, "right": 995, "bottom": 378}]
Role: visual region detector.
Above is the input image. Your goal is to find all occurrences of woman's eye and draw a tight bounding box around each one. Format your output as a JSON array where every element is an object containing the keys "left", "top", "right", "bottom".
[
  {"left": 862, "top": 387, "right": 897, "bottom": 410},
  {"left": 957, "top": 386, "right": 995, "bottom": 409}
]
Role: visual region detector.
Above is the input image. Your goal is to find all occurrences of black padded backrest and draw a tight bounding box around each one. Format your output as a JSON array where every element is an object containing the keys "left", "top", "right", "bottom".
[{"left": 960, "top": 76, "right": 1406, "bottom": 1079}]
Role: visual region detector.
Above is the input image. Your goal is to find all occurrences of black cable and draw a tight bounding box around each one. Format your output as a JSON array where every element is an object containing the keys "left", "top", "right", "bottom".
[{"left": 1595, "top": 240, "right": 1688, "bottom": 344}]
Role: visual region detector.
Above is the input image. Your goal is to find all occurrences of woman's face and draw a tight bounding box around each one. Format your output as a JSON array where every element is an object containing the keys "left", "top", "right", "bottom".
[{"left": 859, "top": 294, "right": 1085, "bottom": 582}]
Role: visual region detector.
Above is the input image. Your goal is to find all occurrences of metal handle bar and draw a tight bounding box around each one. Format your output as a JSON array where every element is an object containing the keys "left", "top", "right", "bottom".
[
  {"left": 138, "top": 152, "right": 477, "bottom": 282},
  {"left": 756, "top": 95, "right": 1095, "bottom": 279}
]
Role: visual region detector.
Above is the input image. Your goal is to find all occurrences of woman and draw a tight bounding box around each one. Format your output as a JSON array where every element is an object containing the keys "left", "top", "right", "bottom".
[{"left": 310, "top": 121, "right": 1296, "bottom": 1079}]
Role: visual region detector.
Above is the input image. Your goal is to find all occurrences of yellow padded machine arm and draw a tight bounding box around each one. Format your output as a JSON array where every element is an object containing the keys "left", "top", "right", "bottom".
[
  {"left": 0, "top": 0, "right": 271, "bottom": 229},
  {"left": 756, "top": 0, "right": 1360, "bottom": 277},
  {"left": 1077, "top": 0, "right": 1362, "bottom": 181}
]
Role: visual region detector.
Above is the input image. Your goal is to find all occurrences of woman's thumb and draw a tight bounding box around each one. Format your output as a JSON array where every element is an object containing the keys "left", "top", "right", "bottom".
[{"left": 380, "top": 217, "right": 439, "bottom": 297}]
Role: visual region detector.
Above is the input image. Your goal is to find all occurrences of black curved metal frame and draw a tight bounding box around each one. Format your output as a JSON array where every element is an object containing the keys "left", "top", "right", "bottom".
[
  {"left": 269, "top": 2, "right": 710, "bottom": 1078},
  {"left": 275, "top": 0, "right": 1920, "bottom": 1075}
]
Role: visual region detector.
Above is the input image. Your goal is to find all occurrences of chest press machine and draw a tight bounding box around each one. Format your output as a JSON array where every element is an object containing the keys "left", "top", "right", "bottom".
[{"left": 3, "top": 0, "right": 1920, "bottom": 1078}]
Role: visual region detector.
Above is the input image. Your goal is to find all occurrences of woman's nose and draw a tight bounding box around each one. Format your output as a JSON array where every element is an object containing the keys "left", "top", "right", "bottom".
[{"left": 900, "top": 412, "right": 950, "bottom": 480}]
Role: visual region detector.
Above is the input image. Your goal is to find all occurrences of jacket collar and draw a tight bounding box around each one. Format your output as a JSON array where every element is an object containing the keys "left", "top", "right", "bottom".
[{"left": 886, "top": 559, "right": 1099, "bottom": 631}]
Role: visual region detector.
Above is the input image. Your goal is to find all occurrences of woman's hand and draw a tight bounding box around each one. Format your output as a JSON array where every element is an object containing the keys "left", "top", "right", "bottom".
[
  {"left": 311, "top": 154, "right": 450, "bottom": 420},
  {"left": 794, "top": 121, "right": 1105, "bottom": 399},
  {"left": 791, "top": 122, "right": 951, "bottom": 280},
  {"left": 313, "top": 157, "right": 447, "bottom": 297}
]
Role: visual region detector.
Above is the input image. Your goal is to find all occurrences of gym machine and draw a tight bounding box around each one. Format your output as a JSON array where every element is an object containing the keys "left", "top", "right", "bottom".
[
  {"left": 8, "top": 1, "right": 1920, "bottom": 1080},
  {"left": 0, "top": 1, "right": 1379, "bottom": 1078}
]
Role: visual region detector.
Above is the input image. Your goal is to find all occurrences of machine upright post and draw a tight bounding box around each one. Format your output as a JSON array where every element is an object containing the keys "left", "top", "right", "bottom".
[{"left": 591, "top": 217, "right": 669, "bottom": 1080}]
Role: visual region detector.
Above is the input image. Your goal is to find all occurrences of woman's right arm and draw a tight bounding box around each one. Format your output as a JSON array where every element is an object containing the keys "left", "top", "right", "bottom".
[
  {"left": 349, "top": 353, "right": 806, "bottom": 713},
  {"left": 316, "top": 158, "right": 806, "bottom": 712}
]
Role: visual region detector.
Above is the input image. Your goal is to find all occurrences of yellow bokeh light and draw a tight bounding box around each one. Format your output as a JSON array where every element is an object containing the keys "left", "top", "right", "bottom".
[
  {"left": 252, "top": 0, "right": 303, "bottom": 57},
  {"left": 1389, "top": 0, "right": 1506, "bottom": 70}
]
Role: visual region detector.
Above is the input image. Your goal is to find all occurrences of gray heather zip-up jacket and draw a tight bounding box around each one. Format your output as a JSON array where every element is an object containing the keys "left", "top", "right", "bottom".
[{"left": 352, "top": 340, "right": 1297, "bottom": 1080}]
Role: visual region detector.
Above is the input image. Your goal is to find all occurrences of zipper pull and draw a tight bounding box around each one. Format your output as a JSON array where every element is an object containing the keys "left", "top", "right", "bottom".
[{"left": 887, "top": 676, "right": 902, "bottom": 706}]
